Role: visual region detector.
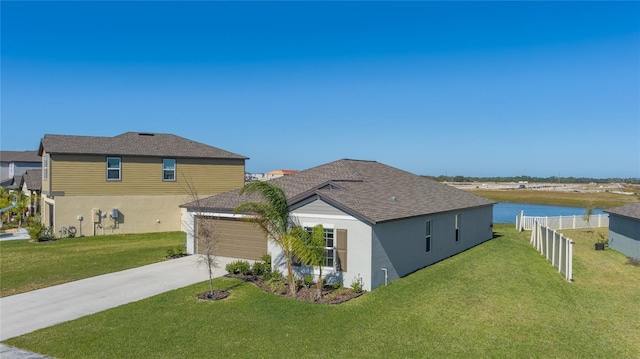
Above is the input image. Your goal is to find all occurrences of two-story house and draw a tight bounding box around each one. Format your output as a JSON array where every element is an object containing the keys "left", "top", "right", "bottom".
[
  {"left": 0, "top": 151, "right": 41, "bottom": 188},
  {"left": 39, "top": 132, "right": 247, "bottom": 236}
]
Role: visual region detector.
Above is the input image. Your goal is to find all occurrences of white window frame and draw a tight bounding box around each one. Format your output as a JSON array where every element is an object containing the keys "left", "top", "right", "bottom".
[
  {"left": 302, "top": 223, "right": 336, "bottom": 270},
  {"left": 425, "top": 219, "right": 432, "bottom": 253},
  {"left": 106, "top": 157, "right": 121, "bottom": 181},
  {"left": 162, "top": 159, "right": 176, "bottom": 181},
  {"left": 43, "top": 156, "right": 49, "bottom": 180}
]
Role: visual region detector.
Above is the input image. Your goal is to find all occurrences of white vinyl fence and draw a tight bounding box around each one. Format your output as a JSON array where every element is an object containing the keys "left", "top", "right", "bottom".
[
  {"left": 530, "top": 221, "right": 574, "bottom": 282},
  {"left": 516, "top": 211, "right": 608, "bottom": 232}
]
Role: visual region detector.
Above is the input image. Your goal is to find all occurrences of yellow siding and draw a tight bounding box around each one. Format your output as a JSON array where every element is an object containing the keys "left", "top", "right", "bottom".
[{"left": 50, "top": 154, "right": 244, "bottom": 196}]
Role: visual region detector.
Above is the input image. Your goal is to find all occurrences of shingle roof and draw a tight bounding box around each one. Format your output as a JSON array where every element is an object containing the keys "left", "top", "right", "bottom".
[
  {"left": 6, "top": 175, "right": 23, "bottom": 190},
  {"left": 39, "top": 132, "right": 247, "bottom": 160},
  {"left": 23, "top": 170, "right": 42, "bottom": 191},
  {"left": 605, "top": 202, "right": 640, "bottom": 221},
  {"left": 0, "top": 151, "right": 41, "bottom": 163},
  {"left": 182, "top": 159, "right": 496, "bottom": 224}
]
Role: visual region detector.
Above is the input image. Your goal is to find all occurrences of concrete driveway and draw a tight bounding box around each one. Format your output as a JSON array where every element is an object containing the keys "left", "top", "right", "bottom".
[{"left": 0, "top": 255, "right": 236, "bottom": 341}]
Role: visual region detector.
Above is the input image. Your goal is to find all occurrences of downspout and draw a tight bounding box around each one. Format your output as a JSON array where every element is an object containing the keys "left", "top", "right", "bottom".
[{"left": 381, "top": 268, "right": 388, "bottom": 286}]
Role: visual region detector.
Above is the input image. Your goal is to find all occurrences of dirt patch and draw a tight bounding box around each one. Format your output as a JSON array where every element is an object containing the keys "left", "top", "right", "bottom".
[{"left": 226, "top": 274, "right": 364, "bottom": 304}]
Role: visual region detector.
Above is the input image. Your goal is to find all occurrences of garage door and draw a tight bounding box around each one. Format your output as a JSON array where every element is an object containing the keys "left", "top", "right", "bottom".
[{"left": 196, "top": 217, "right": 267, "bottom": 260}]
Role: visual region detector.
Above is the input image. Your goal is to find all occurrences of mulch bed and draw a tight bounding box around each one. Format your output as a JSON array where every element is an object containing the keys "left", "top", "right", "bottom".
[
  {"left": 197, "top": 290, "right": 230, "bottom": 301},
  {"left": 225, "top": 274, "right": 364, "bottom": 304}
]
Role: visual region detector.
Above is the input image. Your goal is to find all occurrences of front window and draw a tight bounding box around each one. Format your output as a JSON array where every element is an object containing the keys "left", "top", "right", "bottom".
[
  {"left": 163, "top": 159, "right": 176, "bottom": 181},
  {"left": 302, "top": 227, "right": 335, "bottom": 268},
  {"left": 455, "top": 214, "right": 460, "bottom": 243},
  {"left": 43, "top": 156, "right": 48, "bottom": 180},
  {"left": 107, "top": 157, "right": 121, "bottom": 181}
]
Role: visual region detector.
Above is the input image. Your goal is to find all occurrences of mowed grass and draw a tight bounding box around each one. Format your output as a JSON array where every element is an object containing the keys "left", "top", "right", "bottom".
[
  {"left": 469, "top": 188, "right": 639, "bottom": 208},
  {"left": 6, "top": 225, "right": 639, "bottom": 358},
  {"left": 0, "top": 232, "right": 185, "bottom": 297}
]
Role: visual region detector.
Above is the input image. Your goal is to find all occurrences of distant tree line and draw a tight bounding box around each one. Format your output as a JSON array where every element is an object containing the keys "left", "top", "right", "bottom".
[{"left": 422, "top": 175, "right": 640, "bottom": 184}]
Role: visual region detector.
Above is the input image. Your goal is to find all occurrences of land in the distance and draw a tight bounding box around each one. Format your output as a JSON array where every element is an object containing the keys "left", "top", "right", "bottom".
[{"left": 451, "top": 181, "right": 639, "bottom": 209}]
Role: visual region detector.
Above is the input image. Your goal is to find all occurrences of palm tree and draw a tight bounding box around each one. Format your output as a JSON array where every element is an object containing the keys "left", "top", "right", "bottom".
[
  {"left": 292, "top": 224, "right": 327, "bottom": 301},
  {"left": 235, "top": 181, "right": 299, "bottom": 295}
]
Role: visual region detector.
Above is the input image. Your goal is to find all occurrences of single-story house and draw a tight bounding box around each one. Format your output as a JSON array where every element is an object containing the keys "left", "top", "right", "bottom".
[
  {"left": 605, "top": 202, "right": 640, "bottom": 260},
  {"left": 181, "top": 159, "right": 495, "bottom": 291}
]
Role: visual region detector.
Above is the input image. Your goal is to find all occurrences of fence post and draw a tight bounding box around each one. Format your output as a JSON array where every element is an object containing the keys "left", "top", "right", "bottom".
[
  {"left": 573, "top": 215, "right": 576, "bottom": 229},
  {"left": 568, "top": 239, "right": 574, "bottom": 281},
  {"left": 558, "top": 232, "right": 563, "bottom": 274},
  {"left": 598, "top": 214, "right": 601, "bottom": 227},
  {"left": 552, "top": 231, "right": 557, "bottom": 266}
]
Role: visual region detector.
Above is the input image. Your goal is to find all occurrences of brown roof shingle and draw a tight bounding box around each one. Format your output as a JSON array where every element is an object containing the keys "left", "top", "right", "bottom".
[
  {"left": 39, "top": 132, "right": 247, "bottom": 160},
  {"left": 0, "top": 151, "right": 41, "bottom": 163},
  {"left": 23, "top": 170, "right": 42, "bottom": 191},
  {"left": 605, "top": 202, "right": 640, "bottom": 221},
  {"left": 182, "top": 159, "right": 496, "bottom": 224}
]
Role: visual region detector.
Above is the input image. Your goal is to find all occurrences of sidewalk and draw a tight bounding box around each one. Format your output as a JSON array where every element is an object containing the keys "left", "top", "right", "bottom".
[
  {"left": 0, "top": 228, "right": 30, "bottom": 241},
  {"left": 0, "top": 255, "right": 234, "bottom": 341}
]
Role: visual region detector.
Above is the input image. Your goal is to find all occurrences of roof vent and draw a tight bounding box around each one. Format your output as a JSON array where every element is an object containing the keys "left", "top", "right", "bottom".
[{"left": 391, "top": 196, "right": 397, "bottom": 201}]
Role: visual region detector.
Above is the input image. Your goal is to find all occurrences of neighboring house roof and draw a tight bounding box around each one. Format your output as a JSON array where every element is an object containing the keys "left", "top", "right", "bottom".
[
  {"left": 6, "top": 175, "right": 23, "bottom": 190},
  {"left": 23, "top": 170, "right": 42, "bottom": 192},
  {"left": 0, "top": 150, "right": 41, "bottom": 163},
  {"left": 266, "top": 169, "right": 299, "bottom": 175},
  {"left": 182, "top": 159, "right": 496, "bottom": 225},
  {"left": 605, "top": 202, "right": 640, "bottom": 221},
  {"left": 38, "top": 132, "right": 248, "bottom": 160}
]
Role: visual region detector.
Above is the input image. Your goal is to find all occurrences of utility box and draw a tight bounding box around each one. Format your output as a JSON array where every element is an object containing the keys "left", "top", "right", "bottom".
[
  {"left": 92, "top": 208, "right": 101, "bottom": 223},
  {"left": 111, "top": 208, "right": 119, "bottom": 219}
]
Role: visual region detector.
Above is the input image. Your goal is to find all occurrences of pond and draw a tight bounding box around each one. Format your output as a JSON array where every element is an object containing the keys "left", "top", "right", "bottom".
[{"left": 493, "top": 202, "right": 606, "bottom": 223}]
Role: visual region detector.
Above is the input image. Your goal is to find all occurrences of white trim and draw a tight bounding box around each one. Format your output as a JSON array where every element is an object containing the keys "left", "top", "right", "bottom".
[
  {"left": 302, "top": 222, "right": 335, "bottom": 229},
  {"left": 293, "top": 213, "right": 356, "bottom": 221},
  {"left": 194, "top": 212, "right": 253, "bottom": 219}
]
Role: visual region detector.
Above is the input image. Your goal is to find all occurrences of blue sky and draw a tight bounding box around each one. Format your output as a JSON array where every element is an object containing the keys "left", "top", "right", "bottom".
[{"left": 1, "top": 1, "right": 638, "bottom": 178}]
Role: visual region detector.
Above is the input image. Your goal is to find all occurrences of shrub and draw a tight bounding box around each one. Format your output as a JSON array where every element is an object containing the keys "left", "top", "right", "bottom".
[
  {"left": 303, "top": 274, "right": 315, "bottom": 288},
  {"left": 350, "top": 274, "right": 364, "bottom": 293},
  {"left": 28, "top": 219, "right": 55, "bottom": 242},
  {"left": 265, "top": 278, "right": 285, "bottom": 294},
  {"left": 332, "top": 281, "right": 343, "bottom": 290},
  {"left": 225, "top": 260, "right": 251, "bottom": 275},
  {"left": 176, "top": 245, "right": 186, "bottom": 256},
  {"left": 166, "top": 248, "right": 176, "bottom": 257},
  {"left": 260, "top": 253, "right": 272, "bottom": 267},
  {"left": 252, "top": 261, "right": 267, "bottom": 276},
  {"left": 263, "top": 269, "right": 283, "bottom": 282}
]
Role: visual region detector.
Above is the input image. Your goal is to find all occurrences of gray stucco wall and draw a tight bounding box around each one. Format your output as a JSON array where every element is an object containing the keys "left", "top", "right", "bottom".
[
  {"left": 371, "top": 204, "right": 494, "bottom": 290},
  {"left": 1, "top": 161, "right": 40, "bottom": 183},
  {"left": 609, "top": 214, "right": 640, "bottom": 260}
]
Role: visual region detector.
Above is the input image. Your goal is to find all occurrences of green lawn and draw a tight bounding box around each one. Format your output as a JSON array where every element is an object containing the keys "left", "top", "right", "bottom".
[
  {"left": 5, "top": 224, "right": 639, "bottom": 358},
  {"left": 0, "top": 231, "right": 185, "bottom": 297}
]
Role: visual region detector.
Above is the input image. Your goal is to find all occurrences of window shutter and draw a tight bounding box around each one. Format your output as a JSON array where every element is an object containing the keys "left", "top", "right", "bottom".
[{"left": 336, "top": 229, "right": 347, "bottom": 272}]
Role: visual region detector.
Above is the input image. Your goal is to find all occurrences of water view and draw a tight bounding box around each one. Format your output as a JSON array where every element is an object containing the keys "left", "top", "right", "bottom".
[{"left": 493, "top": 202, "right": 606, "bottom": 223}]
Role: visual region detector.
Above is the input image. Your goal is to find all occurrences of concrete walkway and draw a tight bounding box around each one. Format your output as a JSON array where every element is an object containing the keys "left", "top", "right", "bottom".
[
  {"left": 0, "top": 255, "right": 234, "bottom": 341},
  {"left": 0, "top": 228, "right": 30, "bottom": 241}
]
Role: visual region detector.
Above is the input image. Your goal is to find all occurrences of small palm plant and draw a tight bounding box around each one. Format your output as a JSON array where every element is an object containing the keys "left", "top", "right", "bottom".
[
  {"left": 235, "top": 181, "right": 300, "bottom": 296},
  {"left": 291, "top": 224, "right": 327, "bottom": 301}
]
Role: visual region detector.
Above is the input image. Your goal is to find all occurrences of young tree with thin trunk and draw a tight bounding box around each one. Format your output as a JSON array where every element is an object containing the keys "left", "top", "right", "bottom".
[
  {"left": 182, "top": 175, "right": 219, "bottom": 298},
  {"left": 235, "top": 181, "right": 300, "bottom": 296}
]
